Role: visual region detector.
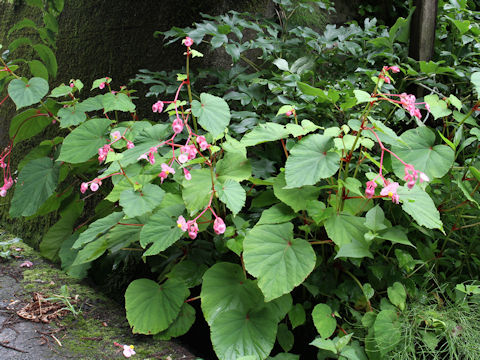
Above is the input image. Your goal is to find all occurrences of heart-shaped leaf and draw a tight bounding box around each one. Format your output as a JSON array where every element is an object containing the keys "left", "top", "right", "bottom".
[
  {"left": 8, "top": 77, "right": 48, "bottom": 109},
  {"left": 125, "top": 278, "right": 188, "bottom": 335},
  {"left": 312, "top": 303, "right": 337, "bottom": 338},
  {"left": 243, "top": 223, "right": 316, "bottom": 301},
  {"left": 191, "top": 93, "right": 230, "bottom": 138},
  {"left": 120, "top": 183, "right": 165, "bottom": 218}
]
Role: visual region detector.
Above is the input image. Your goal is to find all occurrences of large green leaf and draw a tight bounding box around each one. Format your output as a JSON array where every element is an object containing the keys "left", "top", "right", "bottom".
[
  {"left": 102, "top": 92, "right": 136, "bottom": 113},
  {"left": 273, "top": 173, "right": 321, "bottom": 212},
  {"left": 9, "top": 108, "right": 51, "bottom": 145},
  {"left": 216, "top": 151, "right": 251, "bottom": 182},
  {"left": 72, "top": 211, "right": 124, "bottom": 249},
  {"left": 71, "top": 237, "right": 109, "bottom": 265},
  {"left": 10, "top": 157, "right": 60, "bottom": 217},
  {"left": 191, "top": 93, "right": 230, "bottom": 138},
  {"left": 39, "top": 199, "right": 84, "bottom": 261},
  {"left": 397, "top": 186, "right": 443, "bottom": 230},
  {"left": 140, "top": 209, "right": 184, "bottom": 256},
  {"left": 57, "top": 118, "right": 111, "bottom": 163},
  {"left": 257, "top": 203, "right": 296, "bottom": 225},
  {"left": 373, "top": 310, "right": 401, "bottom": 356},
  {"left": 33, "top": 44, "right": 57, "bottom": 78},
  {"left": 119, "top": 184, "right": 165, "bottom": 218},
  {"left": 324, "top": 213, "right": 368, "bottom": 247},
  {"left": 312, "top": 303, "right": 337, "bottom": 338},
  {"left": 58, "top": 234, "right": 91, "bottom": 279},
  {"left": 182, "top": 168, "right": 212, "bottom": 216},
  {"left": 211, "top": 308, "right": 278, "bottom": 360},
  {"left": 243, "top": 223, "right": 316, "bottom": 301},
  {"left": 285, "top": 134, "right": 340, "bottom": 188},
  {"left": 217, "top": 179, "right": 246, "bottom": 216},
  {"left": 8, "top": 77, "right": 48, "bottom": 109},
  {"left": 391, "top": 127, "right": 454, "bottom": 180},
  {"left": 57, "top": 107, "right": 87, "bottom": 128},
  {"left": 241, "top": 122, "right": 290, "bottom": 147},
  {"left": 154, "top": 303, "right": 196, "bottom": 340},
  {"left": 125, "top": 278, "right": 189, "bottom": 335},
  {"left": 201, "top": 262, "right": 264, "bottom": 325}
]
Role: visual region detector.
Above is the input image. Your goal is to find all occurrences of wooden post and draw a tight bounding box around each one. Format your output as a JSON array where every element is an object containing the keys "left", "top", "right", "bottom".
[{"left": 409, "top": 0, "right": 439, "bottom": 61}]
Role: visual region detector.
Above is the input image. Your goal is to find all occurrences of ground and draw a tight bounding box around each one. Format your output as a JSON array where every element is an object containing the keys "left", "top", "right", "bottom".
[{"left": 0, "top": 231, "right": 197, "bottom": 360}]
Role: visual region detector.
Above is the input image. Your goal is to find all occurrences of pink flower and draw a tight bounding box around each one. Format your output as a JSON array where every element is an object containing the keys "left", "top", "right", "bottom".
[
  {"left": 126, "top": 141, "right": 135, "bottom": 149},
  {"left": 177, "top": 216, "right": 188, "bottom": 231},
  {"left": 152, "top": 101, "right": 164, "bottom": 113},
  {"left": 99, "top": 82, "right": 106, "bottom": 90},
  {"left": 184, "top": 37, "right": 194, "bottom": 47},
  {"left": 188, "top": 221, "right": 199, "bottom": 239},
  {"left": 183, "top": 168, "right": 192, "bottom": 181},
  {"left": 111, "top": 131, "right": 122, "bottom": 141},
  {"left": 98, "top": 144, "right": 112, "bottom": 163},
  {"left": 286, "top": 110, "right": 293, "bottom": 117},
  {"left": 419, "top": 172, "right": 430, "bottom": 183},
  {"left": 0, "top": 189, "right": 6, "bottom": 197},
  {"left": 172, "top": 118, "right": 183, "bottom": 134},
  {"left": 122, "top": 345, "right": 136, "bottom": 358},
  {"left": 425, "top": 103, "right": 430, "bottom": 112},
  {"left": 20, "top": 261, "right": 33, "bottom": 268},
  {"left": 80, "top": 182, "right": 89, "bottom": 194},
  {"left": 180, "top": 145, "right": 197, "bottom": 162},
  {"left": 380, "top": 182, "right": 400, "bottom": 204},
  {"left": 159, "top": 163, "right": 175, "bottom": 183},
  {"left": 389, "top": 66, "right": 400, "bottom": 73},
  {"left": 178, "top": 153, "right": 189, "bottom": 164},
  {"left": 365, "top": 180, "right": 377, "bottom": 199},
  {"left": 90, "top": 182, "right": 99, "bottom": 192},
  {"left": 69, "top": 82, "right": 74, "bottom": 88},
  {"left": 196, "top": 136, "right": 209, "bottom": 151},
  {"left": 213, "top": 217, "right": 226, "bottom": 235}
]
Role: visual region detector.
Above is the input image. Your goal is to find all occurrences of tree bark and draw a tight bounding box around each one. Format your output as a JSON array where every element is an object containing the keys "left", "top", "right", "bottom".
[{"left": 409, "top": 0, "right": 438, "bottom": 61}]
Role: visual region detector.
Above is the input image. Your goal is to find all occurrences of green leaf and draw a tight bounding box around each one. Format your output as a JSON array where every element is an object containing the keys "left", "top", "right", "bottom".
[
  {"left": 57, "top": 118, "right": 111, "bottom": 163},
  {"left": 201, "top": 262, "right": 264, "bottom": 325},
  {"left": 40, "top": 200, "right": 84, "bottom": 261},
  {"left": 449, "top": 94, "right": 462, "bottom": 111},
  {"left": 120, "top": 184, "right": 165, "bottom": 218},
  {"left": 471, "top": 72, "right": 480, "bottom": 99},
  {"left": 216, "top": 151, "right": 251, "bottom": 182},
  {"left": 72, "top": 212, "right": 124, "bottom": 249},
  {"left": 167, "top": 260, "right": 207, "bottom": 288},
  {"left": 244, "top": 223, "right": 316, "bottom": 301},
  {"left": 391, "top": 127, "right": 454, "bottom": 180},
  {"left": 217, "top": 179, "right": 246, "bottom": 216},
  {"left": 28, "top": 60, "right": 49, "bottom": 80},
  {"left": 57, "top": 107, "right": 87, "bottom": 128},
  {"left": 182, "top": 168, "right": 212, "bottom": 216},
  {"left": 373, "top": 310, "right": 401, "bottom": 355},
  {"left": 140, "top": 209, "right": 184, "bottom": 256},
  {"left": 288, "top": 304, "right": 306, "bottom": 329},
  {"left": 335, "top": 238, "right": 373, "bottom": 259},
  {"left": 71, "top": 237, "right": 109, "bottom": 265},
  {"left": 325, "top": 213, "right": 368, "bottom": 247},
  {"left": 8, "top": 18, "right": 38, "bottom": 36},
  {"left": 285, "top": 134, "right": 340, "bottom": 188},
  {"left": 154, "top": 303, "right": 195, "bottom": 340},
  {"left": 286, "top": 120, "right": 321, "bottom": 137},
  {"left": 33, "top": 44, "right": 57, "bottom": 78},
  {"left": 273, "top": 173, "right": 321, "bottom": 212},
  {"left": 125, "top": 278, "right": 189, "bottom": 334},
  {"left": 310, "top": 338, "right": 337, "bottom": 354},
  {"left": 297, "top": 82, "right": 329, "bottom": 102},
  {"left": 10, "top": 157, "right": 59, "bottom": 218},
  {"left": 9, "top": 109, "right": 51, "bottom": 145},
  {"left": 354, "top": 90, "right": 374, "bottom": 104},
  {"left": 258, "top": 203, "right": 296, "bottom": 225},
  {"left": 387, "top": 282, "right": 406, "bottom": 311},
  {"left": 273, "top": 58, "right": 289, "bottom": 71},
  {"left": 277, "top": 323, "right": 294, "bottom": 352},
  {"left": 378, "top": 226, "right": 413, "bottom": 247},
  {"left": 191, "top": 93, "right": 230, "bottom": 138},
  {"left": 59, "top": 234, "right": 90, "bottom": 279},
  {"left": 49, "top": 84, "right": 72, "bottom": 98},
  {"left": 364, "top": 205, "right": 387, "bottom": 232},
  {"left": 8, "top": 77, "right": 49, "bottom": 109},
  {"left": 312, "top": 303, "right": 336, "bottom": 338},
  {"left": 277, "top": 105, "right": 295, "bottom": 116},
  {"left": 397, "top": 186, "right": 443, "bottom": 230},
  {"left": 211, "top": 308, "right": 277, "bottom": 360},
  {"left": 241, "top": 122, "right": 290, "bottom": 147},
  {"left": 102, "top": 92, "right": 136, "bottom": 113},
  {"left": 424, "top": 94, "right": 452, "bottom": 119}
]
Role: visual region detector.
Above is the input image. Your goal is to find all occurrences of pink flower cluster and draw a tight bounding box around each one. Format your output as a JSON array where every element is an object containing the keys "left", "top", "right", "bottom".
[
  {"left": 177, "top": 214, "right": 226, "bottom": 240},
  {"left": 98, "top": 130, "right": 134, "bottom": 164},
  {"left": 379, "top": 65, "right": 400, "bottom": 84},
  {"left": 0, "top": 146, "right": 13, "bottom": 198},
  {"left": 80, "top": 178, "right": 102, "bottom": 193},
  {"left": 152, "top": 100, "right": 164, "bottom": 113},
  {"left": 113, "top": 342, "right": 135, "bottom": 358}
]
